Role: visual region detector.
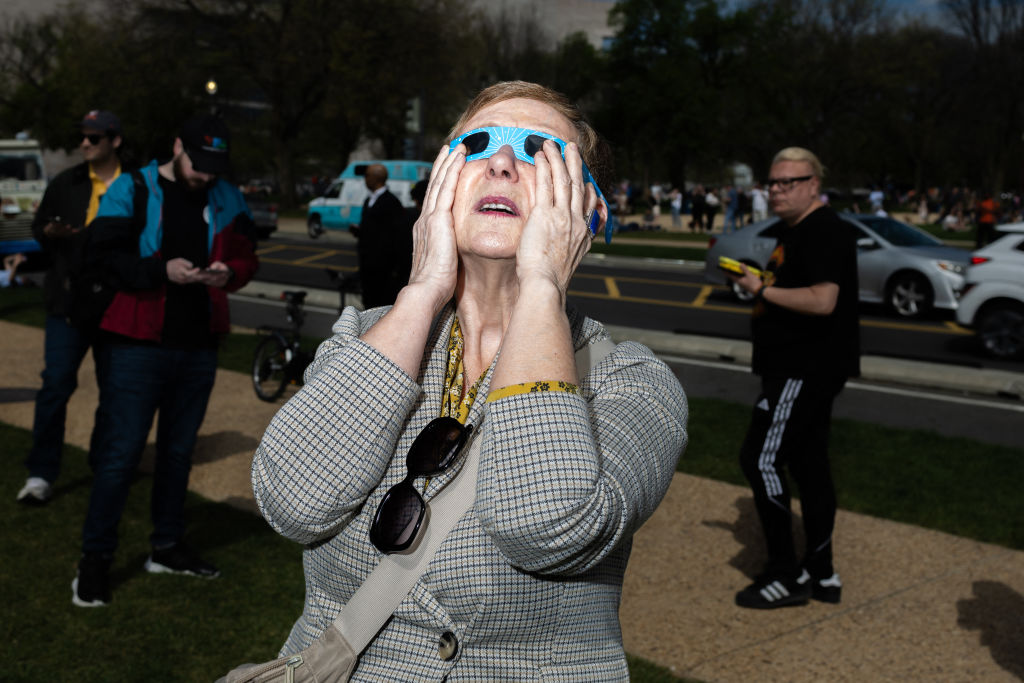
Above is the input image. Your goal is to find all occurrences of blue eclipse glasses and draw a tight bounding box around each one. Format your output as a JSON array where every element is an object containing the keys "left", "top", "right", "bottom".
[{"left": 449, "top": 126, "right": 613, "bottom": 243}]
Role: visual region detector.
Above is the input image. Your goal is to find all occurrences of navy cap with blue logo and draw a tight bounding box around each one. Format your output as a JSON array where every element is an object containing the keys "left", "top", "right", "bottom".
[{"left": 180, "top": 114, "right": 230, "bottom": 175}]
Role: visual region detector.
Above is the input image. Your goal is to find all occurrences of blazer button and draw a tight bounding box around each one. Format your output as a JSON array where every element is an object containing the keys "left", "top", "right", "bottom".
[{"left": 437, "top": 631, "right": 458, "bottom": 661}]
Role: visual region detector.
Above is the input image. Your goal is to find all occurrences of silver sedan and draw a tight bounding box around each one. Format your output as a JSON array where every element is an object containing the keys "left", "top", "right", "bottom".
[{"left": 704, "top": 213, "right": 971, "bottom": 317}]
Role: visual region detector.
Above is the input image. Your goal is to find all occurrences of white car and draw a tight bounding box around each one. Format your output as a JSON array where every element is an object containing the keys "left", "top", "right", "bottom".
[{"left": 956, "top": 223, "right": 1024, "bottom": 360}]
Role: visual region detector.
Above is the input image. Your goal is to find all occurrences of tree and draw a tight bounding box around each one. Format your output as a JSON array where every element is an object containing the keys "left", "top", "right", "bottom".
[{"left": 941, "top": 0, "right": 1024, "bottom": 192}]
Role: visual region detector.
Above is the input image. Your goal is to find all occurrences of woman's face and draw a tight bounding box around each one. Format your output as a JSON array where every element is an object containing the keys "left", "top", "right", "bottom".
[{"left": 450, "top": 98, "right": 577, "bottom": 260}]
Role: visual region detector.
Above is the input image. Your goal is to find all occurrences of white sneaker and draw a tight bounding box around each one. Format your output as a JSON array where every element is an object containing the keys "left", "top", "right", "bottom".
[{"left": 16, "top": 477, "right": 52, "bottom": 505}]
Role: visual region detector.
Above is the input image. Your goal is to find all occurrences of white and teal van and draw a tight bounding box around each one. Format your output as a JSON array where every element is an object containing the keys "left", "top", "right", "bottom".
[{"left": 306, "top": 159, "right": 432, "bottom": 238}]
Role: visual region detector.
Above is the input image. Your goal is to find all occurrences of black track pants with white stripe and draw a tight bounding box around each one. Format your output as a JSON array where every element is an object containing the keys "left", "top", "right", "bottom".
[{"left": 739, "top": 375, "right": 845, "bottom": 578}]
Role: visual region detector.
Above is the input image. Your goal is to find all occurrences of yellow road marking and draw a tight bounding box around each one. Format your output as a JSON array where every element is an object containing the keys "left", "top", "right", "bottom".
[
  {"left": 575, "top": 272, "right": 697, "bottom": 287},
  {"left": 693, "top": 285, "right": 713, "bottom": 307},
  {"left": 258, "top": 256, "right": 357, "bottom": 272},
  {"left": 292, "top": 249, "right": 339, "bottom": 265},
  {"left": 254, "top": 244, "right": 291, "bottom": 256},
  {"left": 604, "top": 277, "right": 620, "bottom": 298}
]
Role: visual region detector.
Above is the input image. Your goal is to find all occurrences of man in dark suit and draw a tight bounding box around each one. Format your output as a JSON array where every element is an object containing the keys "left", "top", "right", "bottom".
[{"left": 354, "top": 164, "right": 413, "bottom": 308}]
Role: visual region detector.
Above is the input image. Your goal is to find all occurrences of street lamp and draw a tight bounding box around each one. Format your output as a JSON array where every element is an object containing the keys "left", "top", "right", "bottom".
[{"left": 205, "top": 78, "right": 218, "bottom": 96}]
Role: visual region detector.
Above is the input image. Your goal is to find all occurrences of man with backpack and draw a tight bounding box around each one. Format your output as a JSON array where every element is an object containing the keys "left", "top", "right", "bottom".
[
  {"left": 18, "top": 110, "right": 124, "bottom": 506},
  {"left": 71, "top": 114, "right": 258, "bottom": 607}
]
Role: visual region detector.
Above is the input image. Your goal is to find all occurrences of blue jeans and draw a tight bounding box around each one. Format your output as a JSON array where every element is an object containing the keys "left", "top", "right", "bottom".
[
  {"left": 81, "top": 342, "right": 217, "bottom": 555},
  {"left": 25, "top": 315, "right": 99, "bottom": 483},
  {"left": 724, "top": 207, "right": 737, "bottom": 233}
]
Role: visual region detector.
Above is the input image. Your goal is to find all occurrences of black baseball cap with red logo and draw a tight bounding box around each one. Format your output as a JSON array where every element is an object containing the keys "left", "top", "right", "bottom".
[
  {"left": 180, "top": 114, "right": 231, "bottom": 175},
  {"left": 81, "top": 110, "right": 122, "bottom": 136}
]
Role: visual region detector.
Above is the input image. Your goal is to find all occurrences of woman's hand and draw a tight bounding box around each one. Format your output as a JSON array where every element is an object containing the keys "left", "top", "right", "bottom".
[
  {"left": 405, "top": 143, "right": 466, "bottom": 315},
  {"left": 516, "top": 140, "right": 597, "bottom": 299}
]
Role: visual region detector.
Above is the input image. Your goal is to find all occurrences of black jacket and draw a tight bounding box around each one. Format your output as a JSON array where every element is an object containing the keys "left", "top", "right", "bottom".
[
  {"left": 355, "top": 190, "right": 413, "bottom": 308},
  {"left": 31, "top": 162, "right": 95, "bottom": 315}
]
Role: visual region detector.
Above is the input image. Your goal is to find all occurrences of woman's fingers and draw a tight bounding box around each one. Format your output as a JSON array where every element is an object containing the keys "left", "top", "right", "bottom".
[
  {"left": 431, "top": 146, "right": 465, "bottom": 217},
  {"left": 563, "top": 142, "right": 587, "bottom": 224},
  {"left": 424, "top": 143, "right": 462, "bottom": 215},
  {"left": 533, "top": 142, "right": 554, "bottom": 210}
]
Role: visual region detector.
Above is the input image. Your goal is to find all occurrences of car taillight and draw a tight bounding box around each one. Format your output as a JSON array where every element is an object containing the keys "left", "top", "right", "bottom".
[
  {"left": 269, "top": 204, "right": 279, "bottom": 212},
  {"left": 970, "top": 256, "right": 990, "bottom": 265}
]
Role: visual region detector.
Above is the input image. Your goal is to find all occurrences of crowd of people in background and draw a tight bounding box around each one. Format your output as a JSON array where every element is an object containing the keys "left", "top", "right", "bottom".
[{"left": 607, "top": 178, "right": 1024, "bottom": 248}]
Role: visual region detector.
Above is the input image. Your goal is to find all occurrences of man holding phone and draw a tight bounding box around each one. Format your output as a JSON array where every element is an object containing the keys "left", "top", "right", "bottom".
[
  {"left": 18, "top": 110, "right": 124, "bottom": 506},
  {"left": 726, "top": 147, "right": 859, "bottom": 610},
  {"left": 70, "top": 114, "right": 258, "bottom": 607}
]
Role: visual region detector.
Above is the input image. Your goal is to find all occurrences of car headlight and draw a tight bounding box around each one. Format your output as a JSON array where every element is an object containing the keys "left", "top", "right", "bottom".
[{"left": 935, "top": 260, "right": 966, "bottom": 275}]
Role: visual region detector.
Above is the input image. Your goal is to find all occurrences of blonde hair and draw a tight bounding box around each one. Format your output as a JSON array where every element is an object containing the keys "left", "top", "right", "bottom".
[
  {"left": 772, "top": 147, "right": 826, "bottom": 180},
  {"left": 447, "top": 81, "right": 613, "bottom": 194}
]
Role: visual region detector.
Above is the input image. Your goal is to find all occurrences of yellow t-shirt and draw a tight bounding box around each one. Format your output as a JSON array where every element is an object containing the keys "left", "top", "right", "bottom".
[{"left": 85, "top": 163, "right": 122, "bottom": 226}]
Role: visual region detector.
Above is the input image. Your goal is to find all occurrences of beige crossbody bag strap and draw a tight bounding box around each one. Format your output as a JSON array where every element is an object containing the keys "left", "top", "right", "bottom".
[{"left": 333, "top": 337, "right": 616, "bottom": 654}]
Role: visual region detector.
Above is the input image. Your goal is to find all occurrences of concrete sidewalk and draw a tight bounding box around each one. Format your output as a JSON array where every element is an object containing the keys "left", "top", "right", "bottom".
[{"left": 2, "top": 319, "right": 1023, "bottom": 681}]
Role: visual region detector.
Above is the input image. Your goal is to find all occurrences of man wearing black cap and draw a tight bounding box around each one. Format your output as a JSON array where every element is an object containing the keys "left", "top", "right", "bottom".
[
  {"left": 17, "top": 110, "right": 124, "bottom": 506},
  {"left": 70, "top": 114, "right": 258, "bottom": 607}
]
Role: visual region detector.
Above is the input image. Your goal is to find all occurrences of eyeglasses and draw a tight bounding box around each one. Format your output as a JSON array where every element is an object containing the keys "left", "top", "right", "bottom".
[
  {"left": 766, "top": 176, "right": 813, "bottom": 192},
  {"left": 448, "top": 126, "right": 610, "bottom": 237},
  {"left": 82, "top": 133, "right": 107, "bottom": 145},
  {"left": 369, "top": 417, "right": 472, "bottom": 553}
]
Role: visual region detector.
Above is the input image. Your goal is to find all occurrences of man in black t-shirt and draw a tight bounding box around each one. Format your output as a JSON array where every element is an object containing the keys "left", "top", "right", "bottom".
[{"left": 726, "top": 147, "right": 860, "bottom": 610}]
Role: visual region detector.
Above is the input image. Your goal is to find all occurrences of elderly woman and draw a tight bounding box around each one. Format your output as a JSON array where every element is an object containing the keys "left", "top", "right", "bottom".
[{"left": 252, "top": 81, "right": 687, "bottom": 680}]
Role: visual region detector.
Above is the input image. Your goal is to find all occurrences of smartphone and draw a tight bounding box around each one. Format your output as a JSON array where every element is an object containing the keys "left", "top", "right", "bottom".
[{"left": 718, "top": 256, "right": 762, "bottom": 278}]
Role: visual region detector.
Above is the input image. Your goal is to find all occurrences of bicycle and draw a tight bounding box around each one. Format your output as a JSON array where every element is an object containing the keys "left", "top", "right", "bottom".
[
  {"left": 250, "top": 268, "right": 362, "bottom": 402},
  {"left": 252, "top": 290, "right": 313, "bottom": 402}
]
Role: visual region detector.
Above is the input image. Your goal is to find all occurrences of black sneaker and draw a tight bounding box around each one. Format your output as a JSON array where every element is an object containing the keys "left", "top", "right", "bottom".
[
  {"left": 144, "top": 543, "right": 220, "bottom": 578},
  {"left": 735, "top": 571, "right": 812, "bottom": 609},
  {"left": 72, "top": 553, "right": 112, "bottom": 607},
  {"left": 797, "top": 569, "right": 842, "bottom": 603}
]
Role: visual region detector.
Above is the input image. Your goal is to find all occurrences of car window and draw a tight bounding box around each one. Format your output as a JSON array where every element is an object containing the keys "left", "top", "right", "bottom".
[
  {"left": 856, "top": 216, "right": 941, "bottom": 247},
  {"left": 325, "top": 181, "right": 342, "bottom": 199}
]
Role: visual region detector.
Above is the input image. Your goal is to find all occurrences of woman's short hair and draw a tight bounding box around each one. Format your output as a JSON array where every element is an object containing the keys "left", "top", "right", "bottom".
[
  {"left": 772, "top": 147, "right": 826, "bottom": 180},
  {"left": 447, "top": 81, "right": 614, "bottom": 196}
]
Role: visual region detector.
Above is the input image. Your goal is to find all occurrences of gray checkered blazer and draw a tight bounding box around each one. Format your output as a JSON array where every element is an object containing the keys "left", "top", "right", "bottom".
[{"left": 252, "top": 303, "right": 688, "bottom": 681}]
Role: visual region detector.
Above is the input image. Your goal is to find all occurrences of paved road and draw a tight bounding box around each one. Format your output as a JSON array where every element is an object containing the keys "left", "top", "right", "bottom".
[{"left": 254, "top": 228, "right": 1022, "bottom": 373}]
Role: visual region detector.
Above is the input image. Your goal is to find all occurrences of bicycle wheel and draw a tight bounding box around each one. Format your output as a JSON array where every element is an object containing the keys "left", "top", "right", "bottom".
[{"left": 252, "top": 334, "right": 292, "bottom": 402}]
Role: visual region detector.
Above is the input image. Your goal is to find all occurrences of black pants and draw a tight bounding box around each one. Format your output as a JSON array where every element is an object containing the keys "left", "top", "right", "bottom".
[{"left": 739, "top": 375, "right": 845, "bottom": 578}]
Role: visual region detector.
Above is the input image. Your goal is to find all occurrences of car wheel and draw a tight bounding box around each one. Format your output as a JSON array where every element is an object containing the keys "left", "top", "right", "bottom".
[
  {"left": 730, "top": 279, "right": 756, "bottom": 302},
  {"left": 976, "top": 302, "right": 1024, "bottom": 360},
  {"left": 887, "top": 272, "right": 933, "bottom": 318},
  {"left": 307, "top": 214, "right": 323, "bottom": 239}
]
